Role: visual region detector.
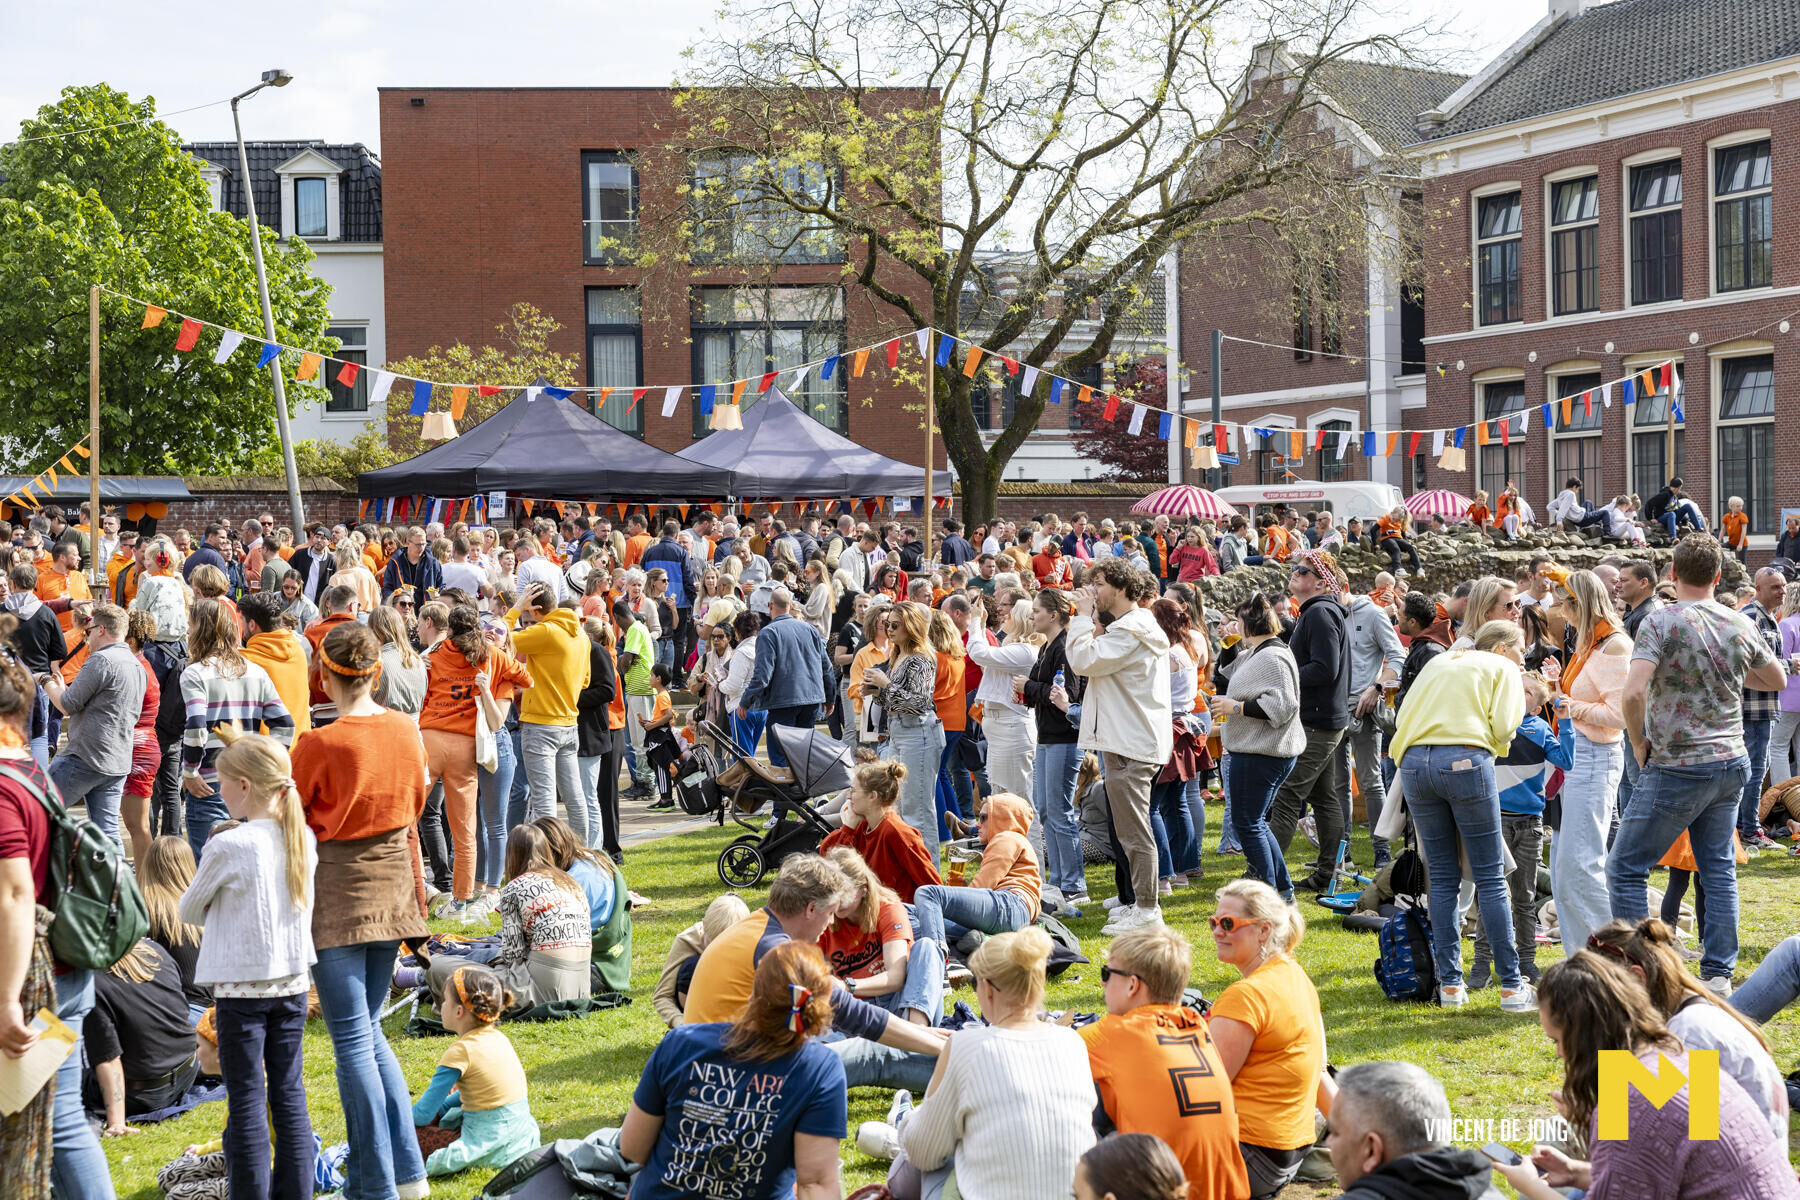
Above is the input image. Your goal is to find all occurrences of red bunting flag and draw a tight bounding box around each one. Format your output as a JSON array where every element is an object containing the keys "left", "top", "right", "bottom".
[
  {"left": 758, "top": 372, "right": 777, "bottom": 393},
  {"left": 1214, "top": 424, "right": 1228, "bottom": 453},
  {"left": 1661, "top": 362, "right": 1673, "bottom": 390},
  {"left": 1102, "top": 393, "right": 1121, "bottom": 421},
  {"left": 1500, "top": 419, "right": 1510, "bottom": 447},
  {"left": 1313, "top": 428, "right": 1327, "bottom": 451},
  {"left": 1407, "top": 431, "right": 1423, "bottom": 458},
  {"left": 477, "top": 385, "right": 503, "bottom": 397},
  {"left": 173, "top": 319, "right": 203, "bottom": 352},
  {"left": 886, "top": 340, "right": 900, "bottom": 369},
  {"left": 627, "top": 387, "right": 648, "bottom": 414},
  {"left": 1002, "top": 357, "right": 1018, "bottom": 377},
  {"left": 141, "top": 305, "right": 167, "bottom": 329},
  {"left": 1583, "top": 389, "right": 1593, "bottom": 417},
  {"left": 337, "top": 361, "right": 361, "bottom": 387}
]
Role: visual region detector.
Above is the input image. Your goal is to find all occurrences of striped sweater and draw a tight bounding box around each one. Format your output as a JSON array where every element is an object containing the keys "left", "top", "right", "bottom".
[{"left": 180, "top": 658, "right": 295, "bottom": 781}]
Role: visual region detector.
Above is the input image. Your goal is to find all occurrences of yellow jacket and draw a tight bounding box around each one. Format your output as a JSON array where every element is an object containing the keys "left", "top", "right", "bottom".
[
  {"left": 507, "top": 606, "right": 590, "bottom": 726},
  {"left": 1388, "top": 648, "right": 1525, "bottom": 762}
]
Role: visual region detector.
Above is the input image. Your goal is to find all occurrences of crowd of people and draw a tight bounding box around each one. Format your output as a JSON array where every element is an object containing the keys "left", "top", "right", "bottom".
[{"left": 0, "top": 494, "right": 1793, "bottom": 1200}]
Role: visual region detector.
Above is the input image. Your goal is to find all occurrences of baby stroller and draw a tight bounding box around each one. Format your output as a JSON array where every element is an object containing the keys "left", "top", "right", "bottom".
[{"left": 700, "top": 722, "right": 854, "bottom": 888}]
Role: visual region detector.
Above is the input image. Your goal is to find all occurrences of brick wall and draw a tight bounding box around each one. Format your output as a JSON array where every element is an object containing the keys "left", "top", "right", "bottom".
[
  {"left": 1415, "top": 100, "right": 1800, "bottom": 541},
  {"left": 142, "top": 477, "right": 360, "bottom": 535},
  {"left": 378, "top": 87, "right": 941, "bottom": 468}
]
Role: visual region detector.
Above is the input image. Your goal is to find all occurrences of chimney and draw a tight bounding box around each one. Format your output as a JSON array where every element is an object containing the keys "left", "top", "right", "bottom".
[{"left": 1549, "top": 0, "right": 1591, "bottom": 17}]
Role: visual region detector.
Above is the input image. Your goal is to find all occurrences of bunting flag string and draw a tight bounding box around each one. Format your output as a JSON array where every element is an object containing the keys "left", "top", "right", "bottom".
[{"left": 2, "top": 435, "right": 94, "bottom": 515}]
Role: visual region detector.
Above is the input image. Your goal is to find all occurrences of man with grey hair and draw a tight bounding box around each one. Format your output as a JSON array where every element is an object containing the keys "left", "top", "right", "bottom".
[
  {"left": 1326, "top": 1062, "right": 1503, "bottom": 1200},
  {"left": 42, "top": 603, "right": 145, "bottom": 849},
  {"left": 738, "top": 585, "right": 834, "bottom": 769}
]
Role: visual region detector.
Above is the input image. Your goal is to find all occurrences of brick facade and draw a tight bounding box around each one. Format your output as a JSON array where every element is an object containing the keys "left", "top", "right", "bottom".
[
  {"left": 1414, "top": 99, "right": 1800, "bottom": 549},
  {"left": 377, "top": 88, "right": 939, "bottom": 471}
]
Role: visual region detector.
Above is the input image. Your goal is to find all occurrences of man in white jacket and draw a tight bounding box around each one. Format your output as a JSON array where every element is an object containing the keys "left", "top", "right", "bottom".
[{"left": 1065, "top": 557, "right": 1172, "bottom": 934}]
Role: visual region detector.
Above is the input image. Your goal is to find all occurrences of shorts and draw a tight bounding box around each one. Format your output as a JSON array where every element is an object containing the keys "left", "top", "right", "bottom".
[{"left": 125, "top": 727, "right": 162, "bottom": 798}]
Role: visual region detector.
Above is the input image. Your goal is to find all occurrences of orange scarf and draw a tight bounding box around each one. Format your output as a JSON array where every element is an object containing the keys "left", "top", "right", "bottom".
[{"left": 1561, "top": 617, "right": 1618, "bottom": 697}]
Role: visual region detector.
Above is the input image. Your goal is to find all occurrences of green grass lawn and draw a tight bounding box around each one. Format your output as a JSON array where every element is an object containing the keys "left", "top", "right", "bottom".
[{"left": 104, "top": 821, "right": 1800, "bottom": 1198}]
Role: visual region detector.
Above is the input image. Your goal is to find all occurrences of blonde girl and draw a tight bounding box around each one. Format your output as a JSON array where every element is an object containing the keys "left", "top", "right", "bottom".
[
  {"left": 927, "top": 609, "right": 971, "bottom": 838},
  {"left": 410, "top": 964, "right": 539, "bottom": 1175},
  {"left": 177, "top": 725, "right": 318, "bottom": 1200},
  {"left": 138, "top": 836, "right": 209, "bottom": 1023}
]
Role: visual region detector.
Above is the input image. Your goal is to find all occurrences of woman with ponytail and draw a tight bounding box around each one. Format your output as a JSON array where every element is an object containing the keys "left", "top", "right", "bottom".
[
  {"left": 821, "top": 759, "right": 942, "bottom": 902},
  {"left": 290, "top": 620, "right": 430, "bottom": 1199},
  {"left": 419, "top": 604, "right": 532, "bottom": 918},
  {"left": 178, "top": 724, "right": 319, "bottom": 1200},
  {"left": 620, "top": 941, "right": 847, "bottom": 1200}
]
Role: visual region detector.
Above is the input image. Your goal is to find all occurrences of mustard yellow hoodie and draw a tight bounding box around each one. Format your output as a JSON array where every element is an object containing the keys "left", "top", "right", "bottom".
[
  {"left": 243, "top": 630, "right": 312, "bottom": 734},
  {"left": 507, "top": 607, "right": 590, "bottom": 726},
  {"left": 972, "top": 791, "right": 1041, "bottom": 920}
]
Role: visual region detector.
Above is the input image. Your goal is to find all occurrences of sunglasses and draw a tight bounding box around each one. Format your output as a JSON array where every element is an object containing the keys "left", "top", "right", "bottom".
[
  {"left": 1098, "top": 965, "right": 1139, "bottom": 985},
  {"left": 1209, "top": 914, "right": 1263, "bottom": 934},
  {"left": 1291, "top": 567, "right": 1315, "bottom": 578}
]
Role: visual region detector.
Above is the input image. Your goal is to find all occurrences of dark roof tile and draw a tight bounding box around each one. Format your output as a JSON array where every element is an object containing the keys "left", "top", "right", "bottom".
[{"left": 182, "top": 140, "right": 382, "bottom": 242}]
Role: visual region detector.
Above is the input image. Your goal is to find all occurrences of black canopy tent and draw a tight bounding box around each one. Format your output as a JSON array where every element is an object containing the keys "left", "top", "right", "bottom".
[
  {"left": 0, "top": 476, "right": 193, "bottom": 504},
  {"left": 676, "top": 389, "right": 953, "bottom": 498},
  {"left": 357, "top": 386, "right": 733, "bottom": 499}
]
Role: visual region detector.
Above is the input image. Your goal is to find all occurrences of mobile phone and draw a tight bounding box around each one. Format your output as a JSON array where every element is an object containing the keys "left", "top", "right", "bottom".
[{"left": 1479, "top": 1142, "right": 1522, "bottom": 1167}]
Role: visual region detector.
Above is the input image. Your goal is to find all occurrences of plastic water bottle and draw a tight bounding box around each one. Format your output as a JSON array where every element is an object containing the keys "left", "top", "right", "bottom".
[{"left": 1052, "top": 669, "right": 1065, "bottom": 691}]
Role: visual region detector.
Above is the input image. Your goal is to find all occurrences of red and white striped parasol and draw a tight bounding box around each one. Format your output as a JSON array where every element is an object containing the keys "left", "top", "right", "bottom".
[
  {"left": 1403, "top": 489, "right": 1472, "bottom": 520},
  {"left": 1130, "top": 485, "right": 1237, "bottom": 520}
]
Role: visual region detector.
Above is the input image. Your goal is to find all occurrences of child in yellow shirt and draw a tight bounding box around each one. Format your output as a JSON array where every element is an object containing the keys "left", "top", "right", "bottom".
[{"left": 412, "top": 965, "right": 539, "bottom": 1175}]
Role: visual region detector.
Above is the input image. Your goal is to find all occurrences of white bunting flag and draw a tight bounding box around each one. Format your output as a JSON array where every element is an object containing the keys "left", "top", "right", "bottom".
[
  {"left": 1336, "top": 430, "right": 1352, "bottom": 459},
  {"left": 661, "top": 386, "right": 683, "bottom": 418},
  {"left": 1431, "top": 429, "right": 1445, "bottom": 457},
  {"left": 1225, "top": 425, "right": 1237, "bottom": 454},
  {"left": 213, "top": 330, "right": 244, "bottom": 364},
  {"left": 914, "top": 329, "right": 931, "bottom": 361},
  {"left": 1601, "top": 381, "right": 1612, "bottom": 408},
  {"left": 791, "top": 365, "right": 809, "bottom": 392},
  {"left": 525, "top": 386, "right": 542, "bottom": 403},
  {"left": 1020, "top": 365, "right": 1040, "bottom": 397},
  {"left": 1127, "top": 405, "right": 1146, "bottom": 436},
  {"left": 368, "top": 370, "right": 396, "bottom": 409}
]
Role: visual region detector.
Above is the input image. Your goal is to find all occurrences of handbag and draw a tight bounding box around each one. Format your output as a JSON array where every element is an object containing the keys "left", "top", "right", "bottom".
[{"left": 474, "top": 698, "right": 499, "bottom": 774}]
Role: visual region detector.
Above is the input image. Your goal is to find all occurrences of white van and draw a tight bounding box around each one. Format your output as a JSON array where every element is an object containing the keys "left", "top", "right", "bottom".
[{"left": 1213, "top": 481, "right": 1404, "bottom": 526}]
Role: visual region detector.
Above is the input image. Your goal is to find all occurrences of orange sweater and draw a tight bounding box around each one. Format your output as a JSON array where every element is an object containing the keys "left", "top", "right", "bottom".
[
  {"left": 970, "top": 793, "right": 1040, "bottom": 919},
  {"left": 292, "top": 711, "right": 428, "bottom": 842},
  {"left": 1467, "top": 503, "right": 1490, "bottom": 526},
  {"left": 418, "top": 644, "right": 533, "bottom": 737},
  {"left": 1722, "top": 511, "right": 1749, "bottom": 549},
  {"left": 303, "top": 612, "right": 358, "bottom": 704},
  {"left": 243, "top": 631, "right": 312, "bottom": 735},
  {"left": 933, "top": 653, "right": 966, "bottom": 732}
]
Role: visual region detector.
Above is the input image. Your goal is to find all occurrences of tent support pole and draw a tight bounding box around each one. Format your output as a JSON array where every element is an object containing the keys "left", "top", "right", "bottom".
[
  {"left": 923, "top": 333, "right": 935, "bottom": 564},
  {"left": 88, "top": 285, "right": 102, "bottom": 587}
]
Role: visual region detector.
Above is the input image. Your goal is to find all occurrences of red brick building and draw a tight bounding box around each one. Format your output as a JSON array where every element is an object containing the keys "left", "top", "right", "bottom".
[
  {"left": 377, "top": 87, "right": 935, "bottom": 467},
  {"left": 1411, "top": 0, "right": 1800, "bottom": 549},
  {"left": 1177, "top": 51, "right": 1466, "bottom": 490}
]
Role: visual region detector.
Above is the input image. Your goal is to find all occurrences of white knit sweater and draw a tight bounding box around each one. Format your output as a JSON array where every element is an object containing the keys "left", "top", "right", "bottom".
[
  {"left": 178, "top": 818, "right": 318, "bottom": 988},
  {"left": 899, "top": 1023, "right": 1097, "bottom": 1200}
]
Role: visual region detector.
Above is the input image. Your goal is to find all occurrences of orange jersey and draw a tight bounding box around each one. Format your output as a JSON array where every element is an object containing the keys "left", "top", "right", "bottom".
[
  {"left": 1467, "top": 504, "right": 1490, "bottom": 525},
  {"left": 1721, "top": 510, "right": 1749, "bottom": 549}
]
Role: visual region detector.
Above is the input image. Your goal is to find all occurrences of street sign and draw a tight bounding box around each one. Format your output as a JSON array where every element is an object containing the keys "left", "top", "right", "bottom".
[{"left": 1218, "top": 454, "right": 1239, "bottom": 465}]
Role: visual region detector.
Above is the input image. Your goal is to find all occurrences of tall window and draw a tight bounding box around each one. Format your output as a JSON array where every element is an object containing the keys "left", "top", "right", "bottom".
[
  {"left": 1476, "top": 191, "right": 1522, "bottom": 325},
  {"left": 1551, "top": 373, "right": 1603, "bottom": 499},
  {"left": 1717, "top": 354, "right": 1775, "bottom": 534},
  {"left": 1631, "top": 363, "right": 1685, "bottom": 496},
  {"left": 1715, "top": 139, "right": 1772, "bottom": 292},
  {"left": 690, "top": 155, "right": 843, "bottom": 264},
  {"left": 691, "top": 286, "right": 845, "bottom": 435},
  {"left": 1411, "top": 452, "right": 1428, "bottom": 493},
  {"left": 1479, "top": 381, "right": 1528, "bottom": 501},
  {"left": 1399, "top": 284, "right": 1425, "bottom": 375},
  {"left": 1320, "top": 258, "right": 1342, "bottom": 355},
  {"left": 1630, "top": 159, "right": 1683, "bottom": 304},
  {"left": 294, "top": 178, "right": 327, "bottom": 238},
  {"left": 324, "top": 325, "right": 368, "bottom": 413},
  {"left": 1291, "top": 255, "right": 1341, "bottom": 359},
  {"left": 1063, "top": 363, "right": 1107, "bottom": 433},
  {"left": 586, "top": 288, "right": 643, "bottom": 435},
  {"left": 1318, "top": 419, "right": 1352, "bottom": 483},
  {"left": 1291, "top": 269, "right": 1313, "bottom": 361},
  {"left": 582, "top": 153, "right": 638, "bottom": 263},
  {"left": 1550, "top": 177, "right": 1599, "bottom": 315}
]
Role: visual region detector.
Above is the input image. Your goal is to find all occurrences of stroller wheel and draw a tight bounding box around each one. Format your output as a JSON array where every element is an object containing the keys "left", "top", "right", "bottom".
[{"left": 718, "top": 841, "right": 767, "bottom": 889}]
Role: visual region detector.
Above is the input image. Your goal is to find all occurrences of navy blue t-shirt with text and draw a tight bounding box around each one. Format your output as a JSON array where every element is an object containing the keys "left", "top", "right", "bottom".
[{"left": 630, "top": 1022, "right": 848, "bottom": 1200}]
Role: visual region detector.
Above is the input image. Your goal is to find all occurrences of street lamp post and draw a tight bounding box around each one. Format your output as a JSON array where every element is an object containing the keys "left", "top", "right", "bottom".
[{"left": 231, "top": 68, "right": 306, "bottom": 532}]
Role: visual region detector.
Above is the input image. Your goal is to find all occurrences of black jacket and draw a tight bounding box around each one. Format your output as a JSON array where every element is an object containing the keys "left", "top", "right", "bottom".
[
  {"left": 577, "top": 641, "right": 618, "bottom": 759},
  {"left": 1021, "top": 629, "right": 1086, "bottom": 745},
  {"left": 1334, "top": 1147, "right": 1506, "bottom": 1200},
  {"left": 1290, "top": 594, "right": 1350, "bottom": 730},
  {"left": 284, "top": 547, "right": 335, "bottom": 604},
  {"left": 1643, "top": 486, "right": 1676, "bottom": 521},
  {"left": 1777, "top": 530, "right": 1800, "bottom": 562}
]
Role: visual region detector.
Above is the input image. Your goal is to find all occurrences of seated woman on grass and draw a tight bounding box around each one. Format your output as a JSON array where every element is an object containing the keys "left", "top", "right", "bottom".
[
  {"left": 652, "top": 894, "right": 751, "bottom": 1029},
  {"left": 820, "top": 760, "right": 942, "bottom": 903},
  {"left": 820, "top": 846, "right": 945, "bottom": 1027},
  {"left": 909, "top": 791, "right": 1040, "bottom": 959},
  {"left": 622, "top": 942, "right": 846, "bottom": 1200},
  {"left": 531, "top": 816, "right": 632, "bottom": 994}
]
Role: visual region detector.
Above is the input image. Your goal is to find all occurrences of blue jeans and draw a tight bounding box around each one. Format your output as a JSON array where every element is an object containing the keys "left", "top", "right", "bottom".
[
  {"left": 731, "top": 710, "right": 767, "bottom": 758},
  {"left": 1733, "top": 934, "right": 1800, "bottom": 1024},
  {"left": 52, "top": 969, "right": 112, "bottom": 1200},
  {"left": 218, "top": 993, "right": 313, "bottom": 1200},
  {"left": 520, "top": 722, "right": 581, "bottom": 822},
  {"left": 1031, "top": 741, "right": 1085, "bottom": 896},
  {"left": 312, "top": 941, "right": 427, "bottom": 1199},
  {"left": 1216, "top": 754, "right": 1241, "bottom": 853},
  {"left": 829, "top": 1037, "right": 938, "bottom": 1093},
  {"left": 886, "top": 716, "right": 945, "bottom": 863},
  {"left": 865, "top": 937, "right": 947, "bottom": 1026},
  {"left": 1658, "top": 500, "right": 1707, "bottom": 538},
  {"left": 1151, "top": 778, "right": 1197, "bottom": 877},
  {"left": 506, "top": 723, "right": 529, "bottom": 831},
  {"left": 1226, "top": 752, "right": 1294, "bottom": 901},
  {"left": 46, "top": 754, "right": 126, "bottom": 849},
  {"left": 1607, "top": 755, "right": 1749, "bottom": 981},
  {"left": 185, "top": 778, "right": 228, "bottom": 862},
  {"left": 574, "top": 754, "right": 606, "bottom": 850},
  {"left": 1399, "top": 744, "right": 1522, "bottom": 991},
  {"left": 28, "top": 688, "right": 50, "bottom": 770},
  {"left": 934, "top": 731, "right": 967, "bottom": 842},
  {"left": 1552, "top": 731, "right": 1621, "bottom": 956},
  {"left": 477, "top": 724, "right": 516, "bottom": 888},
  {"left": 765, "top": 704, "right": 819, "bottom": 768},
  {"left": 1738, "top": 718, "right": 1773, "bottom": 839},
  {"left": 911, "top": 884, "right": 1029, "bottom": 949}
]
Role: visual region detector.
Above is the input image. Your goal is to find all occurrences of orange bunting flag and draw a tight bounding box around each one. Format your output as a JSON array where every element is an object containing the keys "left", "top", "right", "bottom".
[
  {"left": 45, "top": 468, "right": 57, "bottom": 490},
  {"left": 57, "top": 456, "right": 76, "bottom": 475},
  {"left": 72, "top": 443, "right": 90, "bottom": 459},
  {"left": 731, "top": 379, "right": 748, "bottom": 405},
  {"left": 1641, "top": 370, "right": 1659, "bottom": 396},
  {"left": 886, "top": 340, "right": 900, "bottom": 369},
  {"left": 1183, "top": 423, "right": 1199, "bottom": 449},
  {"left": 708, "top": 503, "right": 722, "bottom": 516},
  {"left": 458, "top": 499, "right": 471, "bottom": 522},
  {"left": 961, "top": 347, "right": 984, "bottom": 378},
  {"left": 1077, "top": 386, "right": 1094, "bottom": 406},
  {"left": 296, "top": 353, "right": 322, "bottom": 381},
  {"left": 337, "top": 361, "right": 361, "bottom": 387},
  {"left": 679, "top": 504, "right": 690, "bottom": 522},
  {"left": 852, "top": 349, "right": 870, "bottom": 378},
  {"left": 1561, "top": 395, "right": 1573, "bottom": 424},
  {"left": 1289, "top": 431, "right": 1304, "bottom": 460},
  {"left": 173, "top": 319, "right": 203, "bottom": 352},
  {"left": 554, "top": 501, "right": 566, "bottom": 518},
  {"left": 522, "top": 498, "right": 534, "bottom": 516},
  {"left": 1476, "top": 422, "right": 1491, "bottom": 446},
  {"left": 597, "top": 387, "right": 614, "bottom": 409},
  {"left": 451, "top": 387, "right": 469, "bottom": 420},
  {"left": 141, "top": 305, "right": 167, "bottom": 329}
]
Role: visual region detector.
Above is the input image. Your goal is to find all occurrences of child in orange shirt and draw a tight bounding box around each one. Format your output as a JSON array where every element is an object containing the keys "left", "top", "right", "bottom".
[
  {"left": 1722, "top": 496, "right": 1749, "bottom": 562},
  {"left": 1467, "top": 491, "right": 1491, "bottom": 531},
  {"left": 641, "top": 664, "right": 679, "bottom": 809}
]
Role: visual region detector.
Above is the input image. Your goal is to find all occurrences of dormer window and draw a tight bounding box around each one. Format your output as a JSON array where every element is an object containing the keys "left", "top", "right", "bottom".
[
  {"left": 294, "top": 178, "right": 327, "bottom": 238},
  {"left": 196, "top": 165, "right": 224, "bottom": 212},
  {"left": 275, "top": 148, "right": 344, "bottom": 241}
]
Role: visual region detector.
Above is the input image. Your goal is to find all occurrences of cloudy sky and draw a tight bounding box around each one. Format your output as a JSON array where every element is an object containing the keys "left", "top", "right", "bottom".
[{"left": 2, "top": 0, "right": 1552, "bottom": 150}]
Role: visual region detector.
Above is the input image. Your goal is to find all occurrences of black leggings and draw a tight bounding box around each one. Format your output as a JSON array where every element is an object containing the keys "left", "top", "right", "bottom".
[
  {"left": 1662, "top": 868, "right": 1705, "bottom": 931},
  {"left": 1380, "top": 536, "right": 1422, "bottom": 573}
]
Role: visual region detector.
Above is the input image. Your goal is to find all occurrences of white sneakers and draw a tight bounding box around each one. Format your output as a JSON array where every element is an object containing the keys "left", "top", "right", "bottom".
[
  {"left": 1438, "top": 985, "right": 1467, "bottom": 1007},
  {"left": 1101, "top": 905, "right": 1164, "bottom": 936},
  {"left": 1703, "top": 974, "right": 1734, "bottom": 999},
  {"left": 855, "top": 1090, "right": 913, "bottom": 1161},
  {"left": 1442, "top": 982, "right": 1536, "bottom": 1012}
]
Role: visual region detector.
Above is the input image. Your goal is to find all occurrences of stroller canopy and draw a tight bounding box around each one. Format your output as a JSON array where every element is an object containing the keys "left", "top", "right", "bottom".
[{"left": 768, "top": 725, "right": 853, "bottom": 796}]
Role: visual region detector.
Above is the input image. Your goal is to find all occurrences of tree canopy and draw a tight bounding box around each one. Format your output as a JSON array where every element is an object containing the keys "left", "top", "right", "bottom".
[{"left": 0, "top": 84, "right": 334, "bottom": 474}]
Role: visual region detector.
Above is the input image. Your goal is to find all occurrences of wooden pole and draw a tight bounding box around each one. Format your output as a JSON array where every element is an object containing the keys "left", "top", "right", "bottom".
[
  {"left": 88, "top": 285, "right": 101, "bottom": 587},
  {"left": 923, "top": 331, "right": 935, "bottom": 566}
]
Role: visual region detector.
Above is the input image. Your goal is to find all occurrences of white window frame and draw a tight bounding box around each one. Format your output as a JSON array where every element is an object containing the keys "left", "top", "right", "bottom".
[
  {"left": 1707, "top": 129, "right": 1773, "bottom": 297},
  {"left": 1470, "top": 367, "right": 1526, "bottom": 502},
  {"left": 321, "top": 321, "right": 371, "bottom": 418},
  {"left": 1710, "top": 339, "right": 1777, "bottom": 543},
  {"left": 1245, "top": 412, "right": 1299, "bottom": 483},
  {"left": 1544, "top": 167, "right": 1600, "bottom": 318},
  {"left": 1545, "top": 360, "right": 1605, "bottom": 502},
  {"left": 1625, "top": 351, "right": 1685, "bottom": 498},
  {"left": 1306, "top": 407, "right": 1361, "bottom": 483},
  {"left": 1621, "top": 147, "right": 1683, "bottom": 308},
  {"left": 196, "top": 164, "right": 224, "bottom": 212},
  {"left": 1471, "top": 181, "right": 1524, "bottom": 329},
  {"left": 275, "top": 149, "right": 344, "bottom": 242}
]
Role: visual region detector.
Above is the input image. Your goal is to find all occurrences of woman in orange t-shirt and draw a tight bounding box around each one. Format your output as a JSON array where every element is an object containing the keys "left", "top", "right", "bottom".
[{"left": 928, "top": 609, "right": 971, "bottom": 838}]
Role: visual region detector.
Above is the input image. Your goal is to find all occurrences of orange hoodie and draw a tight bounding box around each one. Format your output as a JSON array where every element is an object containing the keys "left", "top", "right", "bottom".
[
  {"left": 971, "top": 792, "right": 1041, "bottom": 920},
  {"left": 244, "top": 630, "right": 312, "bottom": 734}
]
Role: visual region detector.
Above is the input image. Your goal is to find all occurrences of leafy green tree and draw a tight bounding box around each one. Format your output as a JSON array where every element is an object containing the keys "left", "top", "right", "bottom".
[{"left": 0, "top": 84, "right": 334, "bottom": 473}]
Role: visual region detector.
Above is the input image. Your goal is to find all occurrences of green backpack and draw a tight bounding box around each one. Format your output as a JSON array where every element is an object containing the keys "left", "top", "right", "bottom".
[{"left": 0, "top": 763, "right": 148, "bottom": 970}]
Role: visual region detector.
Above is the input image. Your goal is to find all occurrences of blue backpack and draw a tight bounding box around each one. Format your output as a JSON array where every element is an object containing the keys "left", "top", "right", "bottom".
[{"left": 1373, "top": 901, "right": 1437, "bottom": 1003}]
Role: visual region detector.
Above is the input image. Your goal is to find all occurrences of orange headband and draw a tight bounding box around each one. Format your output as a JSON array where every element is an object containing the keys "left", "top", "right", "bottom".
[
  {"left": 321, "top": 655, "right": 382, "bottom": 678},
  {"left": 451, "top": 966, "right": 470, "bottom": 1009}
]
